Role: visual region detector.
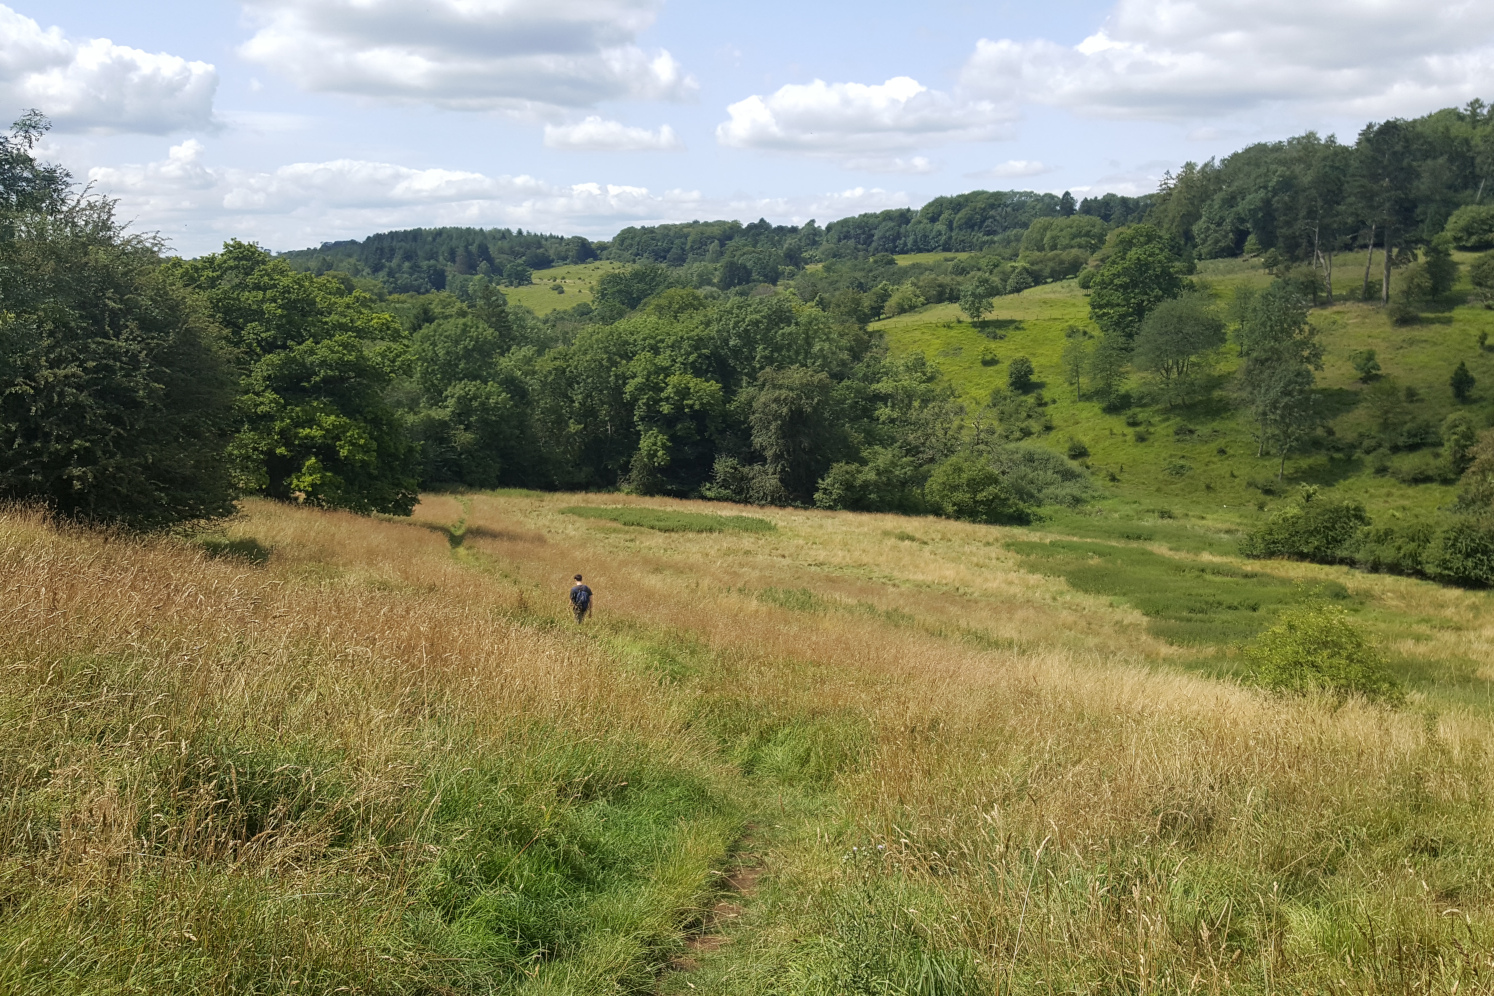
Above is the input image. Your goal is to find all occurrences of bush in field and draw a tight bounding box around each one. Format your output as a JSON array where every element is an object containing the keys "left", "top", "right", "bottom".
[
  {"left": 1444, "top": 203, "right": 1494, "bottom": 250},
  {"left": 924, "top": 452, "right": 1032, "bottom": 525},
  {"left": 814, "top": 447, "right": 928, "bottom": 514},
  {"left": 1007, "top": 356, "right": 1036, "bottom": 392},
  {"left": 1470, "top": 251, "right": 1494, "bottom": 307},
  {"left": 1239, "top": 486, "right": 1369, "bottom": 563},
  {"left": 1451, "top": 361, "right": 1476, "bottom": 402},
  {"left": 883, "top": 283, "right": 926, "bottom": 316},
  {"left": 1246, "top": 602, "right": 1402, "bottom": 703},
  {"left": 1423, "top": 515, "right": 1494, "bottom": 587},
  {"left": 989, "top": 443, "right": 1094, "bottom": 507},
  {"left": 1347, "top": 520, "right": 1438, "bottom": 576}
]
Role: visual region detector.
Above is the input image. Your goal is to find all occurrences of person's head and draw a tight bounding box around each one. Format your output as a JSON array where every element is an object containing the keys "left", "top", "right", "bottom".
[{"left": 574, "top": 574, "right": 583, "bottom": 582}]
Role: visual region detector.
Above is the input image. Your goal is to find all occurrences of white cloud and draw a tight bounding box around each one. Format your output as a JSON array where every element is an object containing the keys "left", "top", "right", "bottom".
[
  {"left": 239, "top": 0, "right": 696, "bottom": 114},
  {"left": 88, "top": 142, "right": 910, "bottom": 255},
  {"left": 716, "top": 76, "right": 1012, "bottom": 165},
  {"left": 841, "top": 155, "right": 935, "bottom": 174},
  {"left": 961, "top": 0, "right": 1494, "bottom": 121},
  {"left": 0, "top": 4, "right": 216, "bottom": 133},
  {"left": 544, "top": 117, "right": 682, "bottom": 151},
  {"left": 968, "top": 159, "right": 1054, "bottom": 179}
]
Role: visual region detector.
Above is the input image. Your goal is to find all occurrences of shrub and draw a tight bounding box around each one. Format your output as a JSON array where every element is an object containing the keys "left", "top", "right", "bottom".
[
  {"left": 978, "top": 345, "right": 1000, "bottom": 367},
  {"left": 1386, "top": 298, "right": 1418, "bottom": 325},
  {"left": 1442, "top": 411, "right": 1480, "bottom": 475},
  {"left": 1423, "top": 515, "right": 1494, "bottom": 587},
  {"left": 1470, "top": 251, "right": 1494, "bottom": 307},
  {"left": 1348, "top": 520, "right": 1437, "bottom": 576},
  {"left": 1350, "top": 348, "right": 1381, "bottom": 383},
  {"left": 1443, "top": 203, "right": 1494, "bottom": 250},
  {"left": 989, "top": 443, "right": 1093, "bottom": 507},
  {"left": 883, "top": 283, "right": 927, "bottom": 316},
  {"left": 1007, "top": 356, "right": 1036, "bottom": 392},
  {"left": 1451, "top": 360, "right": 1476, "bottom": 402},
  {"left": 1066, "top": 438, "right": 1090, "bottom": 460},
  {"left": 1245, "top": 602, "right": 1402, "bottom": 702},
  {"left": 1239, "top": 486, "right": 1369, "bottom": 563},
  {"left": 813, "top": 448, "right": 928, "bottom": 514},
  {"left": 1005, "top": 265, "right": 1035, "bottom": 294},
  {"left": 1076, "top": 267, "right": 1096, "bottom": 289},
  {"left": 1, "top": 205, "right": 238, "bottom": 529},
  {"left": 924, "top": 452, "right": 1032, "bottom": 525}
]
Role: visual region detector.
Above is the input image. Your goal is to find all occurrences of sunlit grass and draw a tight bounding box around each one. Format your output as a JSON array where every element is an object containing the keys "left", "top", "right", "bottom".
[{"left": 6, "top": 489, "right": 1494, "bottom": 993}]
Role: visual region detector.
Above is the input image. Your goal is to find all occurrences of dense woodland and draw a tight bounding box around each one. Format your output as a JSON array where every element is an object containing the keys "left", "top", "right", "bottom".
[{"left": 11, "top": 103, "right": 1494, "bottom": 584}]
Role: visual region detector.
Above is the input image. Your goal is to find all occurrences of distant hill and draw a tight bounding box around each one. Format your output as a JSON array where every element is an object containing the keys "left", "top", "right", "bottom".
[{"left": 277, "top": 189, "right": 1153, "bottom": 294}]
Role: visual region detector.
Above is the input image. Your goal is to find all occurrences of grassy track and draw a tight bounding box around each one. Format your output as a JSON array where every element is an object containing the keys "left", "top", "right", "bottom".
[{"left": 4, "top": 491, "right": 1494, "bottom": 993}]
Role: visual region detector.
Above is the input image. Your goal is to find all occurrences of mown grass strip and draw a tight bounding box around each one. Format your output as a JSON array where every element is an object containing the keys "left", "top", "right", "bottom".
[{"left": 562, "top": 506, "right": 776, "bottom": 534}]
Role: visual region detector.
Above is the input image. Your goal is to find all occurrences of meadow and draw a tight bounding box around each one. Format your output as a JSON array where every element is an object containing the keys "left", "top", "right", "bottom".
[{"left": 5, "top": 488, "right": 1494, "bottom": 994}]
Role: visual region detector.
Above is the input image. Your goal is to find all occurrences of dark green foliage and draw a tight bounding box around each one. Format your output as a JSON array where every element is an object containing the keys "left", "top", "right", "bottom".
[
  {"left": 1443, "top": 412, "right": 1481, "bottom": 474},
  {"left": 177, "top": 242, "right": 419, "bottom": 515},
  {"left": 1066, "top": 438, "right": 1090, "bottom": 460},
  {"left": 0, "top": 123, "right": 237, "bottom": 529},
  {"left": 814, "top": 448, "right": 928, "bottom": 514},
  {"left": 959, "top": 274, "right": 1000, "bottom": 321},
  {"left": 1443, "top": 203, "right": 1494, "bottom": 249},
  {"left": 1451, "top": 360, "right": 1476, "bottom": 402},
  {"left": 1423, "top": 516, "right": 1494, "bottom": 587},
  {"left": 561, "top": 505, "right": 774, "bottom": 533},
  {"left": 987, "top": 444, "right": 1094, "bottom": 507},
  {"left": 0, "top": 110, "right": 70, "bottom": 217},
  {"left": 596, "top": 263, "right": 669, "bottom": 310},
  {"left": 1245, "top": 602, "right": 1402, "bottom": 702},
  {"left": 1022, "top": 214, "right": 1109, "bottom": 254},
  {"left": 1240, "top": 486, "right": 1370, "bottom": 563},
  {"left": 278, "top": 226, "right": 595, "bottom": 294},
  {"left": 1236, "top": 282, "right": 1326, "bottom": 477},
  {"left": 1007, "top": 356, "right": 1036, "bottom": 392},
  {"left": 1005, "top": 264, "right": 1035, "bottom": 294},
  {"left": 1087, "top": 225, "right": 1189, "bottom": 340},
  {"left": 1348, "top": 519, "right": 1437, "bottom": 576},
  {"left": 1350, "top": 348, "right": 1381, "bottom": 382},
  {"left": 1132, "top": 292, "right": 1226, "bottom": 401},
  {"left": 1470, "top": 251, "right": 1494, "bottom": 307},
  {"left": 924, "top": 452, "right": 1032, "bottom": 524}
]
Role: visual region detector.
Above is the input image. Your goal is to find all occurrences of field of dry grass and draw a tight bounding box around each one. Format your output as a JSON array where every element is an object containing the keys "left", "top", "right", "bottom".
[{"left": 4, "top": 492, "right": 1494, "bottom": 994}]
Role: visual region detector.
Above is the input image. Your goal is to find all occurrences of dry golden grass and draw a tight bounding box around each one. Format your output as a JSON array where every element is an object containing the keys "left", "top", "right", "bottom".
[{"left": 5, "top": 492, "right": 1494, "bottom": 994}]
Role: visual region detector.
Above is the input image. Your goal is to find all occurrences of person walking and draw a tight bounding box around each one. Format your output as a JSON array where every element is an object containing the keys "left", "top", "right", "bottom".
[{"left": 569, "top": 574, "right": 593, "bottom": 623}]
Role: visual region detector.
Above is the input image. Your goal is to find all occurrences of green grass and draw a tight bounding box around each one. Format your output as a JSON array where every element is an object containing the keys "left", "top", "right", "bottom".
[
  {"left": 877, "top": 258, "right": 1494, "bottom": 543},
  {"left": 500, "top": 260, "right": 627, "bottom": 315},
  {"left": 561, "top": 505, "right": 776, "bottom": 533},
  {"left": 1007, "top": 537, "right": 1349, "bottom": 647}
]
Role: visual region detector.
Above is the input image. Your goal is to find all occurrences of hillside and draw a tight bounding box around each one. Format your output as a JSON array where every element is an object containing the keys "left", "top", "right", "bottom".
[
  {"left": 877, "top": 253, "right": 1494, "bottom": 531},
  {"left": 5, "top": 492, "right": 1494, "bottom": 993}
]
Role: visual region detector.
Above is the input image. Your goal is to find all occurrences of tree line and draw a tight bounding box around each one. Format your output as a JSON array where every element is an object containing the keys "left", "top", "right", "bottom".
[{"left": 10, "top": 101, "right": 1494, "bottom": 589}]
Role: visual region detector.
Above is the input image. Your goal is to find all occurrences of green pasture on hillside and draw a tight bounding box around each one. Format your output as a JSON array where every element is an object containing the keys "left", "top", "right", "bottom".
[{"left": 877, "top": 255, "right": 1494, "bottom": 526}]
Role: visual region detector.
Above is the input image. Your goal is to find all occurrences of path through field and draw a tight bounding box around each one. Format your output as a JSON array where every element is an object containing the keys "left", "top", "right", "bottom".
[{"left": 4, "top": 491, "right": 1494, "bottom": 994}]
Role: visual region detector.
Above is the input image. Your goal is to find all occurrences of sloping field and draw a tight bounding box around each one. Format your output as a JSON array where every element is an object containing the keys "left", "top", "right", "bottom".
[
  {"left": 878, "top": 256, "right": 1494, "bottom": 524},
  {"left": 4, "top": 494, "right": 1494, "bottom": 994}
]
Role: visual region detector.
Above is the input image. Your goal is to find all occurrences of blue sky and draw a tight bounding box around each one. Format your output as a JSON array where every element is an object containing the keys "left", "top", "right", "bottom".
[{"left": 10, "top": 0, "right": 1494, "bottom": 255}]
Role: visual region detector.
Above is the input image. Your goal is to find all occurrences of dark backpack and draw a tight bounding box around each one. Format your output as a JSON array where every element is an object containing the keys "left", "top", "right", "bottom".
[{"left": 571, "top": 585, "right": 591, "bottom": 608}]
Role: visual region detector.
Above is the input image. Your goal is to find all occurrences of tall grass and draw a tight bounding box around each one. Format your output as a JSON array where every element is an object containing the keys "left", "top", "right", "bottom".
[{"left": 6, "top": 492, "right": 1494, "bottom": 993}]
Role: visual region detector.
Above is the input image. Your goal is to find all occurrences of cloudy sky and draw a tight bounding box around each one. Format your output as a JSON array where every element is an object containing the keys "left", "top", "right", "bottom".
[{"left": 10, "top": 0, "right": 1494, "bottom": 255}]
